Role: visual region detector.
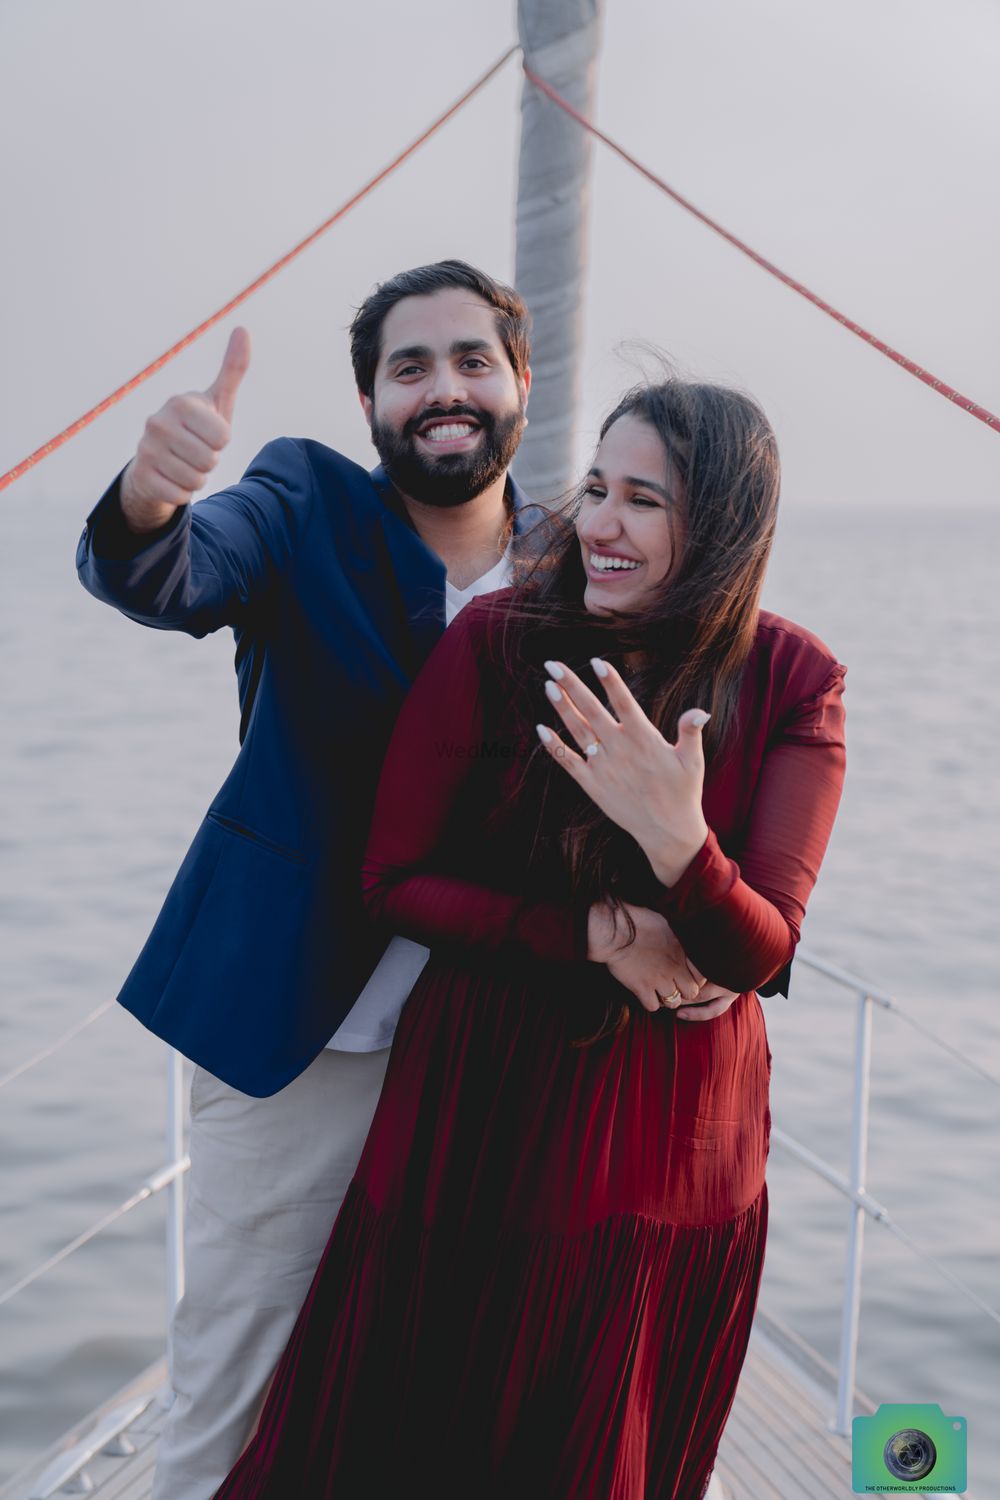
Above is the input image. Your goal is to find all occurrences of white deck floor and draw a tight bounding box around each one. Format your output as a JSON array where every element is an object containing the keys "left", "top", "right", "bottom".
[{"left": 0, "top": 1310, "right": 875, "bottom": 1500}]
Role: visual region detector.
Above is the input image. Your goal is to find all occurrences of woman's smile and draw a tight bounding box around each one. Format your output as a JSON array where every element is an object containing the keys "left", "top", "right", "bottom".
[{"left": 584, "top": 545, "right": 645, "bottom": 581}]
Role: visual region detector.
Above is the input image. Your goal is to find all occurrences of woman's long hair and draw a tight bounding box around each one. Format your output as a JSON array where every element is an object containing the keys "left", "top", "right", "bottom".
[{"left": 490, "top": 378, "right": 781, "bottom": 941}]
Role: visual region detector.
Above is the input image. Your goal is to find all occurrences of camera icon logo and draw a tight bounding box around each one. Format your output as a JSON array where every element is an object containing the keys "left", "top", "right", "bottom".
[{"left": 852, "top": 1403, "right": 967, "bottom": 1493}]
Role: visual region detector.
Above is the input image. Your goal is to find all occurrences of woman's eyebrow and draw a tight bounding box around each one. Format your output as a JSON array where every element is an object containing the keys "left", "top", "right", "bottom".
[{"left": 589, "top": 466, "right": 670, "bottom": 500}]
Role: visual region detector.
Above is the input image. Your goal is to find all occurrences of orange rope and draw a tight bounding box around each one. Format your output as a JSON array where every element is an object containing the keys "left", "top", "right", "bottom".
[
  {"left": 523, "top": 61, "right": 1000, "bottom": 435},
  {"left": 0, "top": 46, "right": 519, "bottom": 494},
  {"left": 4, "top": 42, "right": 995, "bottom": 495}
]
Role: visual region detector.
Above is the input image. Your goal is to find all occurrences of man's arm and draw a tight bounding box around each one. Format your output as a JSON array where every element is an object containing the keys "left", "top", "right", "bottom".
[{"left": 76, "top": 329, "right": 304, "bottom": 637}]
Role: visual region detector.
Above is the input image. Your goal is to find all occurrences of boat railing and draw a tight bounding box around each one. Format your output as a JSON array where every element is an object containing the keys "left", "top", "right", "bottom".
[
  {"left": 769, "top": 951, "right": 999, "bottom": 1434},
  {"left": 1, "top": 948, "right": 997, "bottom": 1447}
]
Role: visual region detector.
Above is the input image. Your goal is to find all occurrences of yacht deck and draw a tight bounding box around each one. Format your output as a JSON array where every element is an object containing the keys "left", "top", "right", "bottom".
[{"left": 0, "top": 1308, "right": 880, "bottom": 1500}]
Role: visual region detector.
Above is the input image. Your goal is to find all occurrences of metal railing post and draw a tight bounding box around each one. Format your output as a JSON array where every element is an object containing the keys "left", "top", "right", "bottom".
[
  {"left": 164, "top": 1049, "right": 185, "bottom": 1319},
  {"left": 833, "top": 991, "right": 873, "bottom": 1435}
]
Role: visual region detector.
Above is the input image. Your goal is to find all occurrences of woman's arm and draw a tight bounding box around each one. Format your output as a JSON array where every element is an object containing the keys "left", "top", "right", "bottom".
[
  {"left": 536, "top": 652, "right": 846, "bottom": 996},
  {"left": 650, "top": 662, "right": 847, "bottom": 992},
  {"left": 361, "top": 603, "right": 587, "bottom": 963}
]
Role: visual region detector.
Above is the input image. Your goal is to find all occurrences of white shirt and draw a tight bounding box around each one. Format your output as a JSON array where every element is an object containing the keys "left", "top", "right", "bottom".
[{"left": 327, "top": 549, "right": 512, "bottom": 1051}]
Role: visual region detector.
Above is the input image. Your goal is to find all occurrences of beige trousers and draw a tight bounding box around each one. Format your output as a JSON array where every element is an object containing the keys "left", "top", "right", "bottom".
[{"left": 151, "top": 1046, "right": 390, "bottom": 1500}]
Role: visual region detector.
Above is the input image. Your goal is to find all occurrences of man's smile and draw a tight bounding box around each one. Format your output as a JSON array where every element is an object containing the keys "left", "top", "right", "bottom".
[{"left": 415, "top": 415, "right": 484, "bottom": 454}]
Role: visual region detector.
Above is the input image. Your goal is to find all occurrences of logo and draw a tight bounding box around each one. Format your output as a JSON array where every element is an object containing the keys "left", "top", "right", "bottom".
[{"left": 852, "top": 1403, "right": 967, "bottom": 1493}]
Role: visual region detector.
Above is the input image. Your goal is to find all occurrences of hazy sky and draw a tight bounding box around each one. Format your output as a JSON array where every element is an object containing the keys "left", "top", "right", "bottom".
[{"left": 2, "top": 0, "right": 997, "bottom": 512}]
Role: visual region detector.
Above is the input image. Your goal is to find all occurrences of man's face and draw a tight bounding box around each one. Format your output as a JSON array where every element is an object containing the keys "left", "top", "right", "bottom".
[{"left": 360, "top": 288, "right": 530, "bottom": 507}]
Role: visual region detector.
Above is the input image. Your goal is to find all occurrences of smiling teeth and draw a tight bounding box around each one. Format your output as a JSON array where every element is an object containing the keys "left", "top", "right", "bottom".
[
  {"left": 590, "top": 554, "right": 641, "bottom": 570},
  {"left": 424, "top": 424, "right": 475, "bottom": 442}
]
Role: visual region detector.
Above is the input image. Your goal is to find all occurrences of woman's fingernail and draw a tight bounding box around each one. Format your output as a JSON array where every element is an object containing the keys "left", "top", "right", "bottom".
[
  {"left": 690, "top": 710, "right": 711, "bottom": 728},
  {"left": 590, "top": 657, "right": 609, "bottom": 678},
  {"left": 544, "top": 680, "right": 563, "bottom": 703},
  {"left": 535, "top": 723, "right": 554, "bottom": 744},
  {"left": 544, "top": 660, "right": 565, "bottom": 680}
]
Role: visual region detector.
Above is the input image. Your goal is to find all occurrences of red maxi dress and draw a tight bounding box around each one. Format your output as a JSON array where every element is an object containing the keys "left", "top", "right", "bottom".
[{"left": 215, "top": 593, "right": 846, "bottom": 1500}]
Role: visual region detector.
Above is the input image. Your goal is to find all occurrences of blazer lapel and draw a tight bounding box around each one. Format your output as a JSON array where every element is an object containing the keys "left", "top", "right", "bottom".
[
  {"left": 365, "top": 465, "right": 545, "bottom": 679},
  {"left": 509, "top": 474, "right": 545, "bottom": 535},
  {"left": 369, "top": 466, "right": 447, "bottom": 677}
]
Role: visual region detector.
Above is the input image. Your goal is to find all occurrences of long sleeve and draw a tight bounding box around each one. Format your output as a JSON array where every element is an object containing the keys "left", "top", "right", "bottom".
[
  {"left": 76, "top": 437, "right": 305, "bottom": 636},
  {"left": 361, "top": 605, "right": 585, "bottom": 964},
  {"left": 654, "top": 660, "right": 847, "bottom": 994}
]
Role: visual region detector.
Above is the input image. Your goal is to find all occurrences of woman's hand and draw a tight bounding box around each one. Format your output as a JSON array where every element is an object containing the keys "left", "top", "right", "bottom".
[
  {"left": 586, "top": 900, "right": 705, "bottom": 1014},
  {"left": 536, "top": 659, "right": 710, "bottom": 887},
  {"left": 674, "top": 970, "right": 742, "bottom": 1023}
]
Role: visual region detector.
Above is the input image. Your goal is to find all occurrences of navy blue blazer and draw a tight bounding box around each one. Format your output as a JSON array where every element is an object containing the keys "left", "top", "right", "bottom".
[{"left": 77, "top": 438, "right": 544, "bottom": 1097}]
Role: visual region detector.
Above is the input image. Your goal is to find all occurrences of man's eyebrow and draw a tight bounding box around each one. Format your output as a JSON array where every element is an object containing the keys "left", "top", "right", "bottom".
[
  {"left": 384, "top": 344, "right": 433, "bottom": 366},
  {"left": 589, "top": 466, "right": 672, "bottom": 500},
  {"left": 383, "top": 339, "right": 495, "bottom": 367}
]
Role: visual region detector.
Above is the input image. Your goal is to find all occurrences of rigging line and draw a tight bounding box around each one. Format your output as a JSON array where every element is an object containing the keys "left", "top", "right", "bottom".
[
  {"left": 798, "top": 950, "right": 1000, "bottom": 1090},
  {"left": 0, "top": 45, "right": 520, "bottom": 495},
  {"left": 0, "top": 1157, "right": 190, "bottom": 1309},
  {"left": 883, "top": 1216, "right": 1000, "bottom": 1329},
  {"left": 522, "top": 62, "right": 1000, "bottom": 436},
  {"left": 877, "top": 997, "right": 1000, "bottom": 1090},
  {"left": 0, "top": 999, "right": 116, "bottom": 1093}
]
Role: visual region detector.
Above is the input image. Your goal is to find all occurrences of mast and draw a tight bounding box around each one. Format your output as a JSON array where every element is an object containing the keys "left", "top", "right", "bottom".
[{"left": 513, "top": 0, "right": 602, "bottom": 504}]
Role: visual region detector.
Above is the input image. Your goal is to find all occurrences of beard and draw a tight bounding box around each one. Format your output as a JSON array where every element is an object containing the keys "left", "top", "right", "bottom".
[{"left": 370, "top": 399, "right": 526, "bottom": 508}]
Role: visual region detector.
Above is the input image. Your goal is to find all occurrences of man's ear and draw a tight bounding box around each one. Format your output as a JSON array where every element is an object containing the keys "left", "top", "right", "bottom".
[
  {"left": 520, "top": 365, "right": 532, "bottom": 409},
  {"left": 358, "top": 390, "right": 373, "bottom": 427}
]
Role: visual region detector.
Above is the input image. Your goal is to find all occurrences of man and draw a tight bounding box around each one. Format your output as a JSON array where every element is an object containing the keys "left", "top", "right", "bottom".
[{"left": 77, "top": 260, "right": 544, "bottom": 1498}]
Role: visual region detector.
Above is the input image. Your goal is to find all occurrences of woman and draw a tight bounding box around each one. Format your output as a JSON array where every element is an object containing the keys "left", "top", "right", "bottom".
[{"left": 215, "top": 380, "right": 846, "bottom": 1499}]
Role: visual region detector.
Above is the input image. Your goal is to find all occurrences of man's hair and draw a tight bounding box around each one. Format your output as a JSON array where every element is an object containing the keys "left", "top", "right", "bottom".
[{"left": 349, "top": 259, "right": 531, "bottom": 397}]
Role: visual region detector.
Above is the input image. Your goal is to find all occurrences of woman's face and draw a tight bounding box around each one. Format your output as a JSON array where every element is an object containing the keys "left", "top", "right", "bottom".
[{"left": 576, "top": 414, "right": 685, "bottom": 616}]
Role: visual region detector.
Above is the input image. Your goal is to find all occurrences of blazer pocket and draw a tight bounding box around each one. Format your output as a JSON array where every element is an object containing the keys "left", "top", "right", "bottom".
[{"left": 205, "top": 811, "right": 310, "bottom": 867}]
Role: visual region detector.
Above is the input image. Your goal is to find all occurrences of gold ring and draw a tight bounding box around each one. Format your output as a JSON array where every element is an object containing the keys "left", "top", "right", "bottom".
[
  {"left": 658, "top": 988, "right": 682, "bottom": 1007},
  {"left": 584, "top": 740, "right": 602, "bottom": 757}
]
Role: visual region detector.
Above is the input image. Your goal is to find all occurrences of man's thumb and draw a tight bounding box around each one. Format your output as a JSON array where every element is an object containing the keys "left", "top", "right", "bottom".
[{"left": 206, "top": 326, "right": 251, "bottom": 423}]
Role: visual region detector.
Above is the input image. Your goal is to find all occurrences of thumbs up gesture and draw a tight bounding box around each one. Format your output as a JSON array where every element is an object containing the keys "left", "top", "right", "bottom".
[{"left": 120, "top": 327, "right": 251, "bottom": 533}]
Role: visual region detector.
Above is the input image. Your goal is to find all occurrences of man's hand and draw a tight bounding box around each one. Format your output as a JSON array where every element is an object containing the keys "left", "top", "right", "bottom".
[
  {"left": 120, "top": 327, "right": 251, "bottom": 534},
  {"left": 586, "top": 900, "right": 704, "bottom": 1014}
]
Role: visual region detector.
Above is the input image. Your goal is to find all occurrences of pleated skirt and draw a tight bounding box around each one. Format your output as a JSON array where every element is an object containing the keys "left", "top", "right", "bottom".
[{"left": 214, "top": 956, "right": 772, "bottom": 1500}]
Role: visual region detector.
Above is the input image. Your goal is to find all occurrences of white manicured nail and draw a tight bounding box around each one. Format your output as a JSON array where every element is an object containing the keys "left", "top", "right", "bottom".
[
  {"left": 590, "top": 657, "right": 609, "bottom": 678},
  {"left": 536, "top": 723, "right": 554, "bottom": 744},
  {"left": 545, "top": 680, "right": 563, "bottom": 703},
  {"left": 543, "top": 660, "right": 565, "bottom": 680},
  {"left": 690, "top": 710, "right": 711, "bottom": 728}
]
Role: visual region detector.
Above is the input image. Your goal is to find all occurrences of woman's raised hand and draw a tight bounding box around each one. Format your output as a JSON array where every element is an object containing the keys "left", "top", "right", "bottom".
[{"left": 536, "top": 658, "right": 710, "bottom": 888}]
